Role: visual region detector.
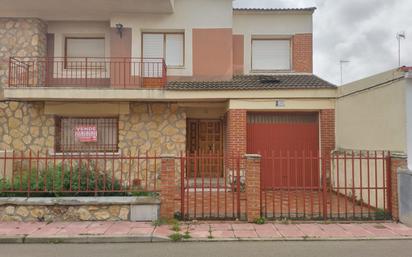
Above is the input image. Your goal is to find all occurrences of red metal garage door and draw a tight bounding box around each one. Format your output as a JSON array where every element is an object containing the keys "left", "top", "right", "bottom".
[{"left": 247, "top": 112, "right": 319, "bottom": 189}]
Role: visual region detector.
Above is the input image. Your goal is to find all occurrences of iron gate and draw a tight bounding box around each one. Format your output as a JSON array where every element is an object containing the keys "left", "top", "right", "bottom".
[
  {"left": 179, "top": 153, "right": 246, "bottom": 220},
  {"left": 260, "top": 151, "right": 392, "bottom": 221}
]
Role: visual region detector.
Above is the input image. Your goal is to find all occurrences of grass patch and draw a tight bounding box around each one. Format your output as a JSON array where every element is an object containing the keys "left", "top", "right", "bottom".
[
  {"left": 182, "top": 231, "right": 191, "bottom": 239},
  {"left": 169, "top": 232, "right": 183, "bottom": 242},
  {"left": 254, "top": 216, "right": 266, "bottom": 225}
]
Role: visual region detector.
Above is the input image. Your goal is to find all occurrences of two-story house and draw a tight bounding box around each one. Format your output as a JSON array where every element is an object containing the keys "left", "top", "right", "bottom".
[{"left": 0, "top": 0, "right": 336, "bottom": 169}]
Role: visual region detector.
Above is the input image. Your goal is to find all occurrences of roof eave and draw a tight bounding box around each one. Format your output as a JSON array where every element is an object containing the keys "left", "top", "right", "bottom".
[{"left": 233, "top": 7, "right": 316, "bottom": 15}]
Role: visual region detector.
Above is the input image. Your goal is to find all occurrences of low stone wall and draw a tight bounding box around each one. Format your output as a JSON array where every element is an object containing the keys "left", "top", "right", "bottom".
[{"left": 0, "top": 197, "right": 159, "bottom": 222}]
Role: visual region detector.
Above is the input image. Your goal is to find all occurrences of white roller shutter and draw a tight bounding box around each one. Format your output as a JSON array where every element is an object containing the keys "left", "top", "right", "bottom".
[
  {"left": 142, "top": 34, "right": 164, "bottom": 58},
  {"left": 252, "top": 40, "right": 291, "bottom": 71},
  {"left": 66, "top": 38, "right": 105, "bottom": 58},
  {"left": 142, "top": 34, "right": 164, "bottom": 77},
  {"left": 165, "top": 34, "right": 184, "bottom": 66}
]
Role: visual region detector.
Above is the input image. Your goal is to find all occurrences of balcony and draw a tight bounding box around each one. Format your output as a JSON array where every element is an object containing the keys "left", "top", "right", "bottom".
[
  {"left": 8, "top": 57, "right": 167, "bottom": 89},
  {"left": 0, "top": 0, "right": 174, "bottom": 20}
]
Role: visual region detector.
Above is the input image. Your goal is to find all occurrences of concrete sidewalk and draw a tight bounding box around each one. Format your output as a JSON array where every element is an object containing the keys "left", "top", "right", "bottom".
[{"left": 1, "top": 221, "right": 412, "bottom": 243}]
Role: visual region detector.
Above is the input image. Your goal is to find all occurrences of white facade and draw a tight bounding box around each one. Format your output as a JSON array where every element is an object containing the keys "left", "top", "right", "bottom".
[{"left": 405, "top": 74, "right": 412, "bottom": 169}]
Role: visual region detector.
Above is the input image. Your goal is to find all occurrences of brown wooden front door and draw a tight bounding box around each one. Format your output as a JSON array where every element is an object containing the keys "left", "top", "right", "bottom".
[{"left": 187, "top": 119, "right": 223, "bottom": 177}]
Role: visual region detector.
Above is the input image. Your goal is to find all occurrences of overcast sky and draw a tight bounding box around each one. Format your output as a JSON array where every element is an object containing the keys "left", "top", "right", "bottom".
[{"left": 234, "top": 0, "right": 412, "bottom": 85}]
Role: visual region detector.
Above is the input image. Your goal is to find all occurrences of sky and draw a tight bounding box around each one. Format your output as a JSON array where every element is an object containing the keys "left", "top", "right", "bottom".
[{"left": 234, "top": 0, "right": 412, "bottom": 85}]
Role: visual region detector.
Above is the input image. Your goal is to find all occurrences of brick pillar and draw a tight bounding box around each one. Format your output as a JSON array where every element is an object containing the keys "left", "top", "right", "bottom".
[
  {"left": 226, "top": 109, "right": 247, "bottom": 157},
  {"left": 390, "top": 153, "right": 407, "bottom": 221},
  {"left": 320, "top": 109, "right": 336, "bottom": 156},
  {"left": 245, "top": 154, "right": 261, "bottom": 222},
  {"left": 160, "top": 155, "right": 176, "bottom": 219}
]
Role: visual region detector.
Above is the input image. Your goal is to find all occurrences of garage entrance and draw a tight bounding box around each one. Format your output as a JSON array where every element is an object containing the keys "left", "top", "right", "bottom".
[{"left": 247, "top": 112, "right": 319, "bottom": 189}]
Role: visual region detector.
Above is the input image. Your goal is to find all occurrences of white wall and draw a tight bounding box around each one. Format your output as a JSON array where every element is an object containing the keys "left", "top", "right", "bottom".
[
  {"left": 406, "top": 75, "right": 412, "bottom": 169},
  {"left": 337, "top": 69, "right": 407, "bottom": 152},
  {"left": 233, "top": 12, "right": 313, "bottom": 75},
  {"left": 110, "top": 0, "right": 233, "bottom": 77}
]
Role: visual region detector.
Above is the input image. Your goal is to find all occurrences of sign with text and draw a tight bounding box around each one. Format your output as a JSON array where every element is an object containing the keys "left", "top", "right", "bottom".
[{"left": 74, "top": 125, "right": 97, "bottom": 142}]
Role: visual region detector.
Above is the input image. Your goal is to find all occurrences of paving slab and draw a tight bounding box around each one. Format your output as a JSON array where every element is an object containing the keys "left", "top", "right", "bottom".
[
  {"left": 338, "top": 224, "right": 375, "bottom": 237},
  {"left": 297, "top": 224, "right": 327, "bottom": 237},
  {"left": 360, "top": 224, "right": 399, "bottom": 237},
  {"left": 232, "top": 223, "right": 255, "bottom": 231},
  {"left": 28, "top": 223, "right": 66, "bottom": 237},
  {"left": 212, "top": 230, "right": 235, "bottom": 238},
  {"left": 382, "top": 223, "right": 412, "bottom": 236},
  {"left": 152, "top": 225, "right": 173, "bottom": 238},
  {"left": 318, "top": 224, "right": 352, "bottom": 237},
  {"left": 84, "top": 222, "right": 113, "bottom": 235},
  {"left": 274, "top": 224, "right": 305, "bottom": 238},
  {"left": 234, "top": 230, "right": 259, "bottom": 238},
  {"left": 104, "top": 222, "right": 134, "bottom": 235},
  {"left": 55, "top": 222, "right": 91, "bottom": 236}
]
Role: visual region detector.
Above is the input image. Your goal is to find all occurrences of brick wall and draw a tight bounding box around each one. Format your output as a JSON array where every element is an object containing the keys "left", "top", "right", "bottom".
[
  {"left": 292, "top": 33, "right": 313, "bottom": 73},
  {"left": 245, "top": 155, "right": 261, "bottom": 222},
  {"left": 226, "top": 109, "right": 247, "bottom": 157},
  {"left": 320, "top": 109, "right": 336, "bottom": 157},
  {"left": 160, "top": 156, "right": 176, "bottom": 219}
]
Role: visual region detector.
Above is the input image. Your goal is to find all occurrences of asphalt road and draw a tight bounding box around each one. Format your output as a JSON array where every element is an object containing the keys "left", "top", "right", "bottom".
[{"left": 0, "top": 241, "right": 411, "bottom": 257}]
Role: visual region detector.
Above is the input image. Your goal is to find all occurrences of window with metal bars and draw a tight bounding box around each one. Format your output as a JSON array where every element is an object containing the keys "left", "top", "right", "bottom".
[{"left": 55, "top": 117, "right": 118, "bottom": 153}]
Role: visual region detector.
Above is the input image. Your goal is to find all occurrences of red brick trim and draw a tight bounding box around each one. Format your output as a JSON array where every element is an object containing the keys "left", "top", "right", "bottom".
[
  {"left": 245, "top": 154, "right": 261, "bottom": 222},
  {"left": 226, "top": 109, "right": 247, "bottom": 157},
  {"left": 320, "top": 109, "right": 335, "bottom": 157},
  {"left": 292, "top": 33, "right": 313, "bottom": 73},
  {"left": 160, "top": 156, "right": 176, "bottom": 219}
]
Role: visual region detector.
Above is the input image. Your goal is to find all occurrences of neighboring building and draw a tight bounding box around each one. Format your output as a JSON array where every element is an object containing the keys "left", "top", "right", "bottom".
[
  {"left": 0, "top": 0, "right": 336, "bottom": 164},
  {"left": 337, "top": 67, "right": 412, "bottom": 225},
  {"left": 337, "top": 67, "right": 412, "bottom": 168}
]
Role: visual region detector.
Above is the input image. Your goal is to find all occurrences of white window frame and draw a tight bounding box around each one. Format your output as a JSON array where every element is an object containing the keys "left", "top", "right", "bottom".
[
  {"left": 251, "top": 38, "right": 292, "bottom": 72},
  {"left": 142, "top": 32, "right": 185, "bottom": 68}
]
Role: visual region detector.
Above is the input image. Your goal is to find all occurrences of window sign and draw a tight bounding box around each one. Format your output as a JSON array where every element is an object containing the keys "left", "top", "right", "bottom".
[{"left": 74, "top": 125, "right": 97, "bottom": 142}]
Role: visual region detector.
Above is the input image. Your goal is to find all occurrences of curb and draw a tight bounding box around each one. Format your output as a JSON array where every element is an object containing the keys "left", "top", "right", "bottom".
[
  {"left": 184, "top": 236, "right": 412, "bottom": 242},
  {"left": 2, "top": 235, "right": 412, "bottom": 244},
  {"left": 0, "top": 236, "right": 25, "bottom": 244},
  {"left": 24, "top": 235, "right": 154, "bottom": 244}
]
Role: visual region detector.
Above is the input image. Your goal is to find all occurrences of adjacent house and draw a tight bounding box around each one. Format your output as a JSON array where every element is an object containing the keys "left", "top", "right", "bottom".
[
  {"left": 337, "top": 67, "right": 411, "bottom": 160},
  {"left": 337, "top": 67, "right": 412, "bottom": 225}
]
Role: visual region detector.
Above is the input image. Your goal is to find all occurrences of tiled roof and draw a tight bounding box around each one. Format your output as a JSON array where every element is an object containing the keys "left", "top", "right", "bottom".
[
  {"left": 167, "top": 75, "right": 336, "bottom": 91},
  {"left": 233, "top": 7, "right": 316, "bottom": 12}
]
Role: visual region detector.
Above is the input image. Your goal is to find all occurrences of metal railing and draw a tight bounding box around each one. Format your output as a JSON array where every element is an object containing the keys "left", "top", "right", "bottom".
[
  {"left": 259, "top": 150, "right": 392, "bottom": 221},
  {"left": 0, "top": 149, "right": 393, "bottom": 221},
  {"left": 8, "top": 57, "right": 167, "bottom": 88},
  {"left": 0, "top": 150, "right": 161, "bottom": 197}
]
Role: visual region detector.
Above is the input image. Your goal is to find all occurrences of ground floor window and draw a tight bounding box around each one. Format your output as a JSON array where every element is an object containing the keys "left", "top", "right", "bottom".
[{"left": 55, "top": 117, "right": 118, "bottom": 153}]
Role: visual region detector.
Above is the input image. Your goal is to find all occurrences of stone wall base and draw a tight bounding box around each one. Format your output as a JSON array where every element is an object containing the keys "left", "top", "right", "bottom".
[{"left": 0, "top": 197, "right": 159, "bottom": 222}]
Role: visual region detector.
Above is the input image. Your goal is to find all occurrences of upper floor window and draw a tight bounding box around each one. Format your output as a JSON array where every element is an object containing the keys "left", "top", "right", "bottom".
[
  {"left": 65, "top": 37, "right": 105, "bottom": 58},
  {"left": 142, "top": 32, "right": 184, "bottom": 67},
  {"left": 65, "top": 37, "right": 105, "bottom": 68},
  {"left": 251, "top": 39, "right": 291, "bottom": 71}
]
